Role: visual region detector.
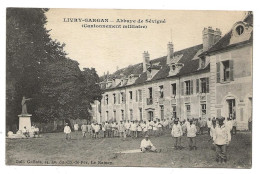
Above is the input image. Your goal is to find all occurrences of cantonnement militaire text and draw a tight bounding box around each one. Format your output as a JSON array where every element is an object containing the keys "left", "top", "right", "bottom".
[{"left": 63, "top": 18, "right": 166, "bottom": 29}]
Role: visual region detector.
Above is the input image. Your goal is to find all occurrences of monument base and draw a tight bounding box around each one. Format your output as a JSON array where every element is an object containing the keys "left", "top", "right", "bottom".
[{"left": 18, "top": 114, "right": 32, "bottom": 131}]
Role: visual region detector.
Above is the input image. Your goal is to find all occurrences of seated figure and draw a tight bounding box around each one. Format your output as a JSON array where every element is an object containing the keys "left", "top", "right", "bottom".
[{"left": 140, "top": 135, "right": 160, "bottom": 153}]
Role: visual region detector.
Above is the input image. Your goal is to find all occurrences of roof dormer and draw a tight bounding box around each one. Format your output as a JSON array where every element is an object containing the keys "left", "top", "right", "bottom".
[
  {"left": 168, "top": 63, "right": 184, "bottom": 76},
  {"left": 230, "top": 21, "right": 253, "bottom": 45},
  {"left": 147, "top": 64, "right": 161, "bottom": 80}
]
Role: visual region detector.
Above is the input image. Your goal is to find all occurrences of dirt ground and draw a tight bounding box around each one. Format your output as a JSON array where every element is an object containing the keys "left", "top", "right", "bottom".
[{"left": 6, "top": 131, "right": 252, "bottom": 168}]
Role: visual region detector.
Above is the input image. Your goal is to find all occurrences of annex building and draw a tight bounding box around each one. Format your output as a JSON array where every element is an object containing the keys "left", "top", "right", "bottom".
[{"left": 91, "top": 13, "right": 253, "bottom": 130}]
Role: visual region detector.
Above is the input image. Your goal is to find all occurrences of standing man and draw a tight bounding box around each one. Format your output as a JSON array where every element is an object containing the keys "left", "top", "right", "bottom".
[
  {"left": 171, "top": 119, "right": 183, "bottom": 150},
  {"left": 81, "top": 123, "right": 87, "bottom": 138},
  {"left": 74, "top": 122, "right": 79, "bottom": 137},
  {"left": 74, "top": 122, "right": 79, "bottom": 131},
  {"left": 187, "top": 120, "right": 197, "bottom": 150},
  {"left": 213, "top": 117, "right": 231, "bottom": 164},
  {"left": 118, "top": 120, "right": 126, "bottom": 139},
  {"left": 106, "top": 121, "right": 112, "bottom": 138},
  {"left": 64, "top": 123, "right": 72, "bottom": 140},
  {"left": 198, "top": 117, "right": 203, "bottom": 135},
  {"left": 124, "top": 120, "right": 131, "bottom": 137},
  {"left": 207, "top": 118, "right": 212, "bottom": 135}
]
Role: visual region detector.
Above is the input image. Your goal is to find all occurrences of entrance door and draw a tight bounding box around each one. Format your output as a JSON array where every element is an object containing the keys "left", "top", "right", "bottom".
[
  {"left": 148, "top": 111, "right": 154, "bottom": 121},
  {"left": 227, "top": 99, "right": 236, "bottom": 119}
]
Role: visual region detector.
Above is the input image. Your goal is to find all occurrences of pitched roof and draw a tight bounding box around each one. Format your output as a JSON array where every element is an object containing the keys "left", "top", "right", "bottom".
[
  {"left": 101, "top": 44, "right": 209, "bottom": 90},
  {"left": 200, "top": 13, "right": 253, "bottom": 56}
]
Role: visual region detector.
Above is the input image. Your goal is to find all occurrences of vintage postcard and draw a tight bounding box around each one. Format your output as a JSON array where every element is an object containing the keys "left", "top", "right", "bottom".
[{"left": 6, "top": 8, "right": 252, "bottom": 168}]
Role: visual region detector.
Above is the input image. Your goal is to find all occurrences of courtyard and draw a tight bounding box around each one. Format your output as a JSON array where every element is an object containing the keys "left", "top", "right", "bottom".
[{"left": 6, "top": 131, "right": 252, "bottom": 168}]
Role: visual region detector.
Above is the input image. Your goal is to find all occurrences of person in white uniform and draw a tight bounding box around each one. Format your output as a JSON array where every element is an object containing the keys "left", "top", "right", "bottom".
[
  {"left": 140, "top": 135, "right": 160, "bottom": 153},
  {"left": 64, "top": 123, "right": 71, "bottom": 140},
  {"left": 213, "top": 117, "right": 231, "bottom": 163},
  {"left": 171, "top": 119, "right": 183, "bottom": 150},
  {"left": 187, "top": 120, "right": 197, "bottom": 150}
]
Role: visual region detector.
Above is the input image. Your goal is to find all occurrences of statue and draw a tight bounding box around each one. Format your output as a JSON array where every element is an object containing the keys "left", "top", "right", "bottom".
[{"left": 21, "top": 96, "right": 32, "bottom": 115}]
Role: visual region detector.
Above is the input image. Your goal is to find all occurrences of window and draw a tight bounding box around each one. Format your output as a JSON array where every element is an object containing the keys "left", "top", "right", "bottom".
[
  {"left": 186, "top": 104, "right": 191, "bottom": 117},
  {"left": 139, "top": 108, "right": 142, "bottom": 121},
  {"left": 129, "top": 91, "right": 133, "bottom": 100},
  {"left": 148, "top": 111, "right": 154, "bottom": 121},
  {"left": 201, "top": 79, "right": 206, "bottom": 93},
  {"left": 105, "top": 95, "right": 109, "bottom": 105},
  {"left": 197, "top": 78, "right": 209, "bottom": 93},
  {"left": 236, "top": 25, "right": 244, "bottom": 35},
  {"left": 121, "top": 92, "right": 126, "bottom": 103},
  {"left": 171, "top": 83, "right": 176, "bottom": 96},
  {"left": 159, "top": 85, "right": 164, "bottom": 98},
  {"left": 216, "top": 60, "right": 234, "bottom": 83},
  {"left": 172, "top": 65, "right": 176, "bottom": 71},
  {"left": 223, "top": 61, "right": 230, "bottom": 81},
  {"left": 184, "top": 80, "right": 193, "bottom": 95},
  {"left": 121, "top": 110, "right": 124, "bottom": 121},
  {"left": 113, "top": 110, "right": 116, "bottom": 122},
  {"left": 106, "top": 111, "right": 109, "bottom": 121},
  {"left": 160, "top": 105, "right": 164, "bottom": 120},
  {"left": 201, "top": 104, "right": 206, "bottom": 116},
  {"left": 200, "top": 57, "right": 206, "bottom": 69},
  {"left": 138, "top": 89, "right": 142, "bottom": 102},
  {"left": 130, "top": 109, "right": 133, "bottom": 121},
  {"left": 147, "top": 87, "right": 153, "bottom": 105},
  {"left": 113, "top": 93, "right": 116, "bottom": 104},
  {"left": 148, "top": 87, "right": 153, "bottom": 98},
  {"left": 172, "top": 105, "right": 177, "bottom": 118},
  {"left": 98, "top": 104, "right": 101, "bottom": 113}
]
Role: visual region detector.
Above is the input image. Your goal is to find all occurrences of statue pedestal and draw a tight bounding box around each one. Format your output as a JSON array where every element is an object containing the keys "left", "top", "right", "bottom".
[{"left": 18, "top": 114, "right": 32, "bottom": 131}]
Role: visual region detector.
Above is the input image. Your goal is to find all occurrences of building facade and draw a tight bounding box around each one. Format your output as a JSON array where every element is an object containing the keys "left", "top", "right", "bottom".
[{"left": 92, "top": 13, "right": 253, "bottom": 130}]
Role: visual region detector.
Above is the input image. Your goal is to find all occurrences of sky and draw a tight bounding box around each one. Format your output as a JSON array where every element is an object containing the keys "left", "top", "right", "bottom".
[{"left": 45, "top": 9, "right": 245, "bottom": 76}]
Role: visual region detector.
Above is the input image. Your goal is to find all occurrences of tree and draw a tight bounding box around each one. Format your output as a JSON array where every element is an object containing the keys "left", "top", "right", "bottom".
[
  {"left": 6, "top": 8, "right": 102, "bottom": 129},
  {"left": 6, "top": 8, "right": 50, "bottom": 127}
]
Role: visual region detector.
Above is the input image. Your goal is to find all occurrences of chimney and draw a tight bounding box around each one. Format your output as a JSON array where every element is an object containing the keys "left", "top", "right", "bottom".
[
  {"left": 203, "top": 26, "right": 222, "bottom": 51},
  {"left": 214, "top": 28, "right": 222, "bottom": 44},
  {"left": 203, "top": 26, "right": 215, "bottom": 51},
  {"left": 142, "top": 51, "right": 150, "bottom": 72},
  {"left": 167, "top": 42, "right": 174, "bottom": 64}
]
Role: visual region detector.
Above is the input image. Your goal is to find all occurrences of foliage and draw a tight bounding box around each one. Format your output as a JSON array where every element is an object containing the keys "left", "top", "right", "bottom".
[{"left": 6, "top": 8, "right": 101, "bottom": 126}]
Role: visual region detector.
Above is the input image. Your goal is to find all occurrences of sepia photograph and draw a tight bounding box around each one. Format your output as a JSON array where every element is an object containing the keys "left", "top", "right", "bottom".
[{"left": 5, "top": 8, "right": 253, "bottom": 168}]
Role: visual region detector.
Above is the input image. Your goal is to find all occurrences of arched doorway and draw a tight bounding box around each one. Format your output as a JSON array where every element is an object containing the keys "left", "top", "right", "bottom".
[
  {"left": 148, "top": 111, "right": 154, "bottom": 121},
  {"left": 223, "top": 95, "right": 238, "bottom": 119}
]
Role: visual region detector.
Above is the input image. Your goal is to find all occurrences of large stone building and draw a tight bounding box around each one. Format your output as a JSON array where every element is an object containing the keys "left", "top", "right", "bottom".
[{"left": 92, "top": 13, "right": 253, "bottom": 130}]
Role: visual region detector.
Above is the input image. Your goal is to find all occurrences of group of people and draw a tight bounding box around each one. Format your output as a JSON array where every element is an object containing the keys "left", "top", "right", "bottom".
[
  {"left": 64, "top": 119, "right": 172, "bottom": 140},
  {"left": 63, "top": 116, "right": 237, "bottom": 163},
  {"left": 166, "top": 116, "right": 235, "bottom": 163}
]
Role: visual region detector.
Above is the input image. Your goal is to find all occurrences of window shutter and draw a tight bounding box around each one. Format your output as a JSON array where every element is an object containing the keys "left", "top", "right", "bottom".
[
  {"left": 181, "top": 82, "right": 184, "bottom": 95},
  {"left": 206, "top": 78, "right": 209, "bottom": 93},
  {"left": 196, "top": 79, "right": 200, "bottom": 93},
  {"left": 216, "top": 62, "right": 220, "bottom": 83},
  {"left": 190, "top": 80, "right": 193, "bottom": 95},
  {"left": 136, "top": 90, "right": 138, "bottom": 102},
  {"left": 230, "top": 60, "right": 234, "bottom": 81}
]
